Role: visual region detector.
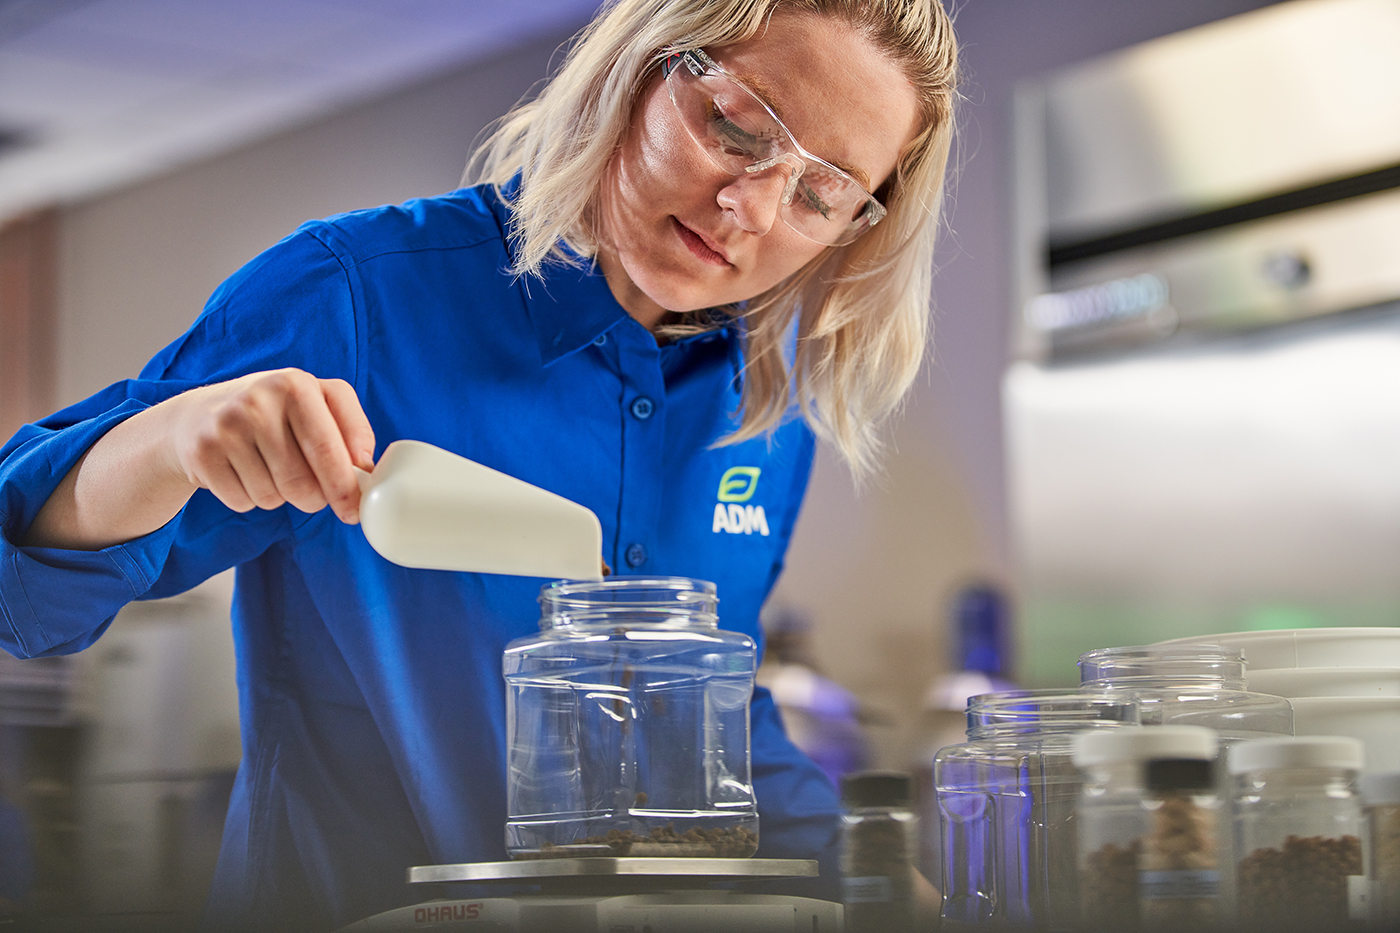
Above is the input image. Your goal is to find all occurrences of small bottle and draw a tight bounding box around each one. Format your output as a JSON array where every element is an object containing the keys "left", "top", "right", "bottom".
[
  {"left": 841, "top": 771, "right": 917, "bottom": 933},
  {"left": 1073, "top": 725, "right": 1218, "bottom": 932},
  {"left": 1140, "top": 753, "right": 1221, "bottom": 929},
  {"left": 1360, "top": 772, "right": 1400, "bottom": 930},
  {"left": 1231, "top": 736, "right": 1368, "bottom": 932}
]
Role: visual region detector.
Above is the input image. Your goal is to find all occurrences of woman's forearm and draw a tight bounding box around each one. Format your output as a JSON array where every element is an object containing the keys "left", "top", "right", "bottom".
[
  {"left": 22, "top": 404, "right": 198, "bottom": 551},
  {"left": 22, "top": 370, "right": 374, "bottom": 551}
]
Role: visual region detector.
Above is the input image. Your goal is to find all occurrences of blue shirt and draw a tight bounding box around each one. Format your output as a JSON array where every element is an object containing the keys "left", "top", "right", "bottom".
[{"left": 0, "top": 184, "right": 841, "bottom": 929}]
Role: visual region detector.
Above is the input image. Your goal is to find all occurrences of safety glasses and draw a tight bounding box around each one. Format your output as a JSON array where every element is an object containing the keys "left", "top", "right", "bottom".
[{"left": 663, "top": 49, "right": 887, "bottom": 247}]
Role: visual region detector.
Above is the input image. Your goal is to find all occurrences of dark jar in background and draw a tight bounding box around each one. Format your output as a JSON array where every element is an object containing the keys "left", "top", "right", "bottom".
[{"left": 841, "top": 771, "right": 918, "bottom": 933}]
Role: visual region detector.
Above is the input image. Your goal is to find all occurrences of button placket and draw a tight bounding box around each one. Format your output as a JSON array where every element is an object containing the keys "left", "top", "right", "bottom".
[{"left": 613, "top": 325, "right": 667, "bottom": 576}]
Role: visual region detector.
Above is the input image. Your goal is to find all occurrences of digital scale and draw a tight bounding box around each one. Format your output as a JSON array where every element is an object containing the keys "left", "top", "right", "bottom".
[{"left": 337, "top": 857, "right": 842, "bottom": 932}]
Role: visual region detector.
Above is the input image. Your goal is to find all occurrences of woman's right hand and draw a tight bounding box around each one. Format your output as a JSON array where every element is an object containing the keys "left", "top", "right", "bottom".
[
  {"left": 163, "top": 369, "right": 376, "bottom": 525},
  {"left": 23, "top": 369, "right": 376, "bottom": 551}
]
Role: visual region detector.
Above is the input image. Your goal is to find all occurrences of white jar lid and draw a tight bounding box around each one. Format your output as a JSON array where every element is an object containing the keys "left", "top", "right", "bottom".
[
  {"left": 1073, "top": 725, "right": 1217, "bottom": 767},
  {"left": 1359, "top": 772, "right": 1400, "bottom": 805},
  {"left": 1228, "top": 735, "right": 1364, "bottom": 773}
]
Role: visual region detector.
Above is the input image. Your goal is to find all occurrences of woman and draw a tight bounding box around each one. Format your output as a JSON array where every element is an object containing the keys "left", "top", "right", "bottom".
[{"left": 0, "top": 0, "right": 958, "bottom": 928}]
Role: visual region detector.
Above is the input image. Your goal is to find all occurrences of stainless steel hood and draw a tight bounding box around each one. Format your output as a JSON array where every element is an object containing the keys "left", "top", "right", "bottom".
[{"left": 1013, "top": 0, "right": 1400, "bottom": 362}]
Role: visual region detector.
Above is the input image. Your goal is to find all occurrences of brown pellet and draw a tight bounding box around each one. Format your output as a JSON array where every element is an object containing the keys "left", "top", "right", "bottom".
[
  {"left": 1080, "top": 839, "right": 1142, "bottom": 931},
  {"left": 1237, "top": 834, "right": 1363, "bottom": 930},
  {"left": 528, "top": 823, "right": 759, "bottom": 858}
]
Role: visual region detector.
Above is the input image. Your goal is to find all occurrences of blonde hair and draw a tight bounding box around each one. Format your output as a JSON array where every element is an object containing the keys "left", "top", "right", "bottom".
[{"left": 468, "top": 0, "right": 959, "bottom": 478}]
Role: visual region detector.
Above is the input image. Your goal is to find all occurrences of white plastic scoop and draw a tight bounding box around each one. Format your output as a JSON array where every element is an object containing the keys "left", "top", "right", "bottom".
[{"left": 355, "top": 439, "right": 604, "bottom": 581}]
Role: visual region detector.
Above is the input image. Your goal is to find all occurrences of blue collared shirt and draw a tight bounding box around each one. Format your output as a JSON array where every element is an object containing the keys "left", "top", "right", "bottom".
[{"left": 0, "top": 184, "right": 840, "bottom": 929}]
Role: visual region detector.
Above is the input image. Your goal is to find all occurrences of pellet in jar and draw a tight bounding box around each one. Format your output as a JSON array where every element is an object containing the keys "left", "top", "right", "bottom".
[{"left": 1237, "top": 834, "right": 1363, "bottom": 930}]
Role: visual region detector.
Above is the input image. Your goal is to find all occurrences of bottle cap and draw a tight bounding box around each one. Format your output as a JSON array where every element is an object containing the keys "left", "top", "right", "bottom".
[
  {"left": 841, "top": 771, "right": 913, "bottom": 808},
  {"left": 1146, "top": 757, "right": 1215, "bottom": 792},
  {"left": 1228, "top": 735, "right": 1364, "bottom": 774},
  {"left": 1072, "top": 725, "right": 1217, "bottom": 767},
  {"left": 1359, "top": 772, "right": 1400, "bottom": 806}
]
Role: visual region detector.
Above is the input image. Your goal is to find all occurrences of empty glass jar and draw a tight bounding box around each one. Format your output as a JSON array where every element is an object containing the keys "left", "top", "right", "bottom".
[
  {"left": 1079, "top": 644, "right": 1293, "bottom": 739},
  {"left": 503, "top": 578, "right": 758, "bottom": 858},
  {"left": 935, "top": 689, "right": 1140, "bottom": 928}
]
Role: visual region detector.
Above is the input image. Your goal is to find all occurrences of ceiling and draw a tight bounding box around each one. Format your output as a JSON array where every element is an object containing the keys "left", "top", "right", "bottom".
[{"left": 0, "top": 0, "right": 601, "bottom": 222}]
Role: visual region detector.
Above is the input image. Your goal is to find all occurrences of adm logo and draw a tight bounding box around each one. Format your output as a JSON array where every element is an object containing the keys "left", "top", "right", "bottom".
[{"left": 712, "top": 466, "right": 769, "bottom": 536}]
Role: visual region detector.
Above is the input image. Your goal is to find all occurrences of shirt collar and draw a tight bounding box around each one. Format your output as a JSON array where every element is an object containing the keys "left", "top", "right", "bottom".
[
  {"left": 526, "top": 257, "right": 630, "bottom": 367},
  {"left": 486, "top": 183, "right": 628, "bottom": 367}
]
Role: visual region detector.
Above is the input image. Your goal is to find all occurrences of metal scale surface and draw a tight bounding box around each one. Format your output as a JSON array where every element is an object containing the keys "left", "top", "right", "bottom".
[{"left": 337, "top": 857, "right": 841, "bottom": 932}]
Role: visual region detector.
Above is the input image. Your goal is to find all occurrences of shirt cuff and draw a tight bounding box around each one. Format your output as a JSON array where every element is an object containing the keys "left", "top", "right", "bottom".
[{"left": 0, "top": 401, "right": 182, "bottom": 657}]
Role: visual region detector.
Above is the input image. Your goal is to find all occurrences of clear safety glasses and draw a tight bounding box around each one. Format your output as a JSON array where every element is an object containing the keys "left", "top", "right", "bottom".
[{"left": 663, "top": 49, "right": 887, "bottom": 247}]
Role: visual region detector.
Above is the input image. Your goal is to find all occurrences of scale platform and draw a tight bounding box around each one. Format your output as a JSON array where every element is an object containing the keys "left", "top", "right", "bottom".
[
  {"left": 338, "top": 858, "right": 840, "bottom": 932},
  {"left": 409, "top": 856, "right": 818, "bottom": 888}
]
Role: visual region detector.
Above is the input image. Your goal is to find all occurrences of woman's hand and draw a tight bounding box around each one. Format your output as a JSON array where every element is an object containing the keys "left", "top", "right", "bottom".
[
  {"left": 23, "top": 369, "right": 376, "bottom": 551},
  {"left": 164, "top": 369, "right": 375, "bottom": 523}
]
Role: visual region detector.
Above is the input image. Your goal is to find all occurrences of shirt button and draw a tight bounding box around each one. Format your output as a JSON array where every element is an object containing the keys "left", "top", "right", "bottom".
[
  {"left": 625, "top": 543, "right": 647, "bottom": 568},
  {"left": 593, "top": 333, "right": 607, "bottom": 346},
  {"left": 630, "top": 396, "right": 655, "bottom": 420}
]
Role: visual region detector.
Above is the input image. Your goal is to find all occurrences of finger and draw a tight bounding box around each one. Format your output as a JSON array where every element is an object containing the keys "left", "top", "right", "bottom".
[
  {"left": 282, "top": 378, "right": 363, "bottom": 523},
  {"left": 206, "top": 373, "right": 326, "bottom": 515},
  {"left": 230, "top": 436, "right": 307, "bottom": 513},
  {"left": 254, "top": 429, "right": 329, "bottom": 515},
  {"left": 321, "top": 379, "right": 376, "bottom": 471},
  {"left": 193, "top": 455, "right": 259, "bottom": 514}
]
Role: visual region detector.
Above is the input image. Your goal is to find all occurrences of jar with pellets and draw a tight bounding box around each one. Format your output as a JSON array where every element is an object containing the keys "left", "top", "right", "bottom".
[
  {"left": 1140, "top": 753, "right": 1221, "bottom": 929},
  {"left": 1360, "top": 772, "right": 1400, "bottom": 930},
  {"left": 1073, "top": 725, "right": 1219, "bottom": 932},
  {"left": 840, "top": 771, "right": 918, "bottom": 933},
  {"left": 503, "top": 578, "right": 759, "bottom": 858},
  {"left": 1231, "top": 736, "right": 1368, "bottom": 931}
]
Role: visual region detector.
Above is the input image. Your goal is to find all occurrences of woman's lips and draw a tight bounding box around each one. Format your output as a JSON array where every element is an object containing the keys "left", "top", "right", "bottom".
[{"left": 672, "top": 218, "right": 731, "bottom": 267}]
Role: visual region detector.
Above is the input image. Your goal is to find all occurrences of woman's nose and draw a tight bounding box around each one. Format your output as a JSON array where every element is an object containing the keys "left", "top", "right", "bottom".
[{"left": 716, "top": 167, "right": 793, "bottom": 236}]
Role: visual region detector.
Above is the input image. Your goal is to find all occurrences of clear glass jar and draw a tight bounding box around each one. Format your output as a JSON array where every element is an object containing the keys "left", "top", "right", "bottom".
[
  {"left": 1079, "top": 644, "right": 1293, "bottom": 739},
  {"left": 1073, "top": 725, "right": 1219, "bottom": 931},
  {"left": 935, "top": 689, "right": 1140, "bottom": 928},
  {"left": 1361, "top": 773, "right": 1400, "bottom": 930},
  {"left": 503, "top": 578, "right": 758, "bottom": 858},
  {"left": 841, "top": 771, "right": 918, "bottom": 933},
  {"left": 1230, "top": 736, "right": 1368, "bottom": 931}
]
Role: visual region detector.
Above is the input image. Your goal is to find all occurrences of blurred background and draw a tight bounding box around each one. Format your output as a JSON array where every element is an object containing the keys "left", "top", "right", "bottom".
[{"left": 5, "top": 0, "right": 1400, "bottom": 925}]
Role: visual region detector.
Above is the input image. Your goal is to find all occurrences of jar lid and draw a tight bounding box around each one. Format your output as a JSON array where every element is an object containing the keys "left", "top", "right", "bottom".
[
  {"left": 1073, "top": 725, "right": 1217, "bottom": 767},
  {"left": 840, "top": 771, "right": 913, "bottom": 808},
  {"left": 1146, "top": 758, "right": 1215, "bottom": 792},
  {"left": 1228, "top": 735, "right": 1364, "bottom": 774},
  {"left": 1359, "top": 772, "right": 1400, "bottom": 806}
]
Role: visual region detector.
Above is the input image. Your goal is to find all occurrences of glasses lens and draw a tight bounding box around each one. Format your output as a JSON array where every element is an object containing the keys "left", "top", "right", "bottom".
[{"left": 667, "top": 55, "right": 877, "bottom": 246}]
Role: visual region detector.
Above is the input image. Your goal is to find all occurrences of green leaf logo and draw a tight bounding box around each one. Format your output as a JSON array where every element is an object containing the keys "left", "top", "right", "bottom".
[{"left": 717, "top": 466, "right": 761, "bottom": 503}]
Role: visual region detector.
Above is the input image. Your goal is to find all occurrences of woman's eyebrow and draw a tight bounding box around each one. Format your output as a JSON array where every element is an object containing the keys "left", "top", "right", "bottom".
[{"left": 736, "top": 70, "right": 872, "bottom": 189}]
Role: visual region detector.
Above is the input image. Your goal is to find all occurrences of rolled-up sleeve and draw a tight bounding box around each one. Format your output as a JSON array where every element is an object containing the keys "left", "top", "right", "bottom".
[{"left": 0, "top": 225, "right": 359, "bottom": 659}]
